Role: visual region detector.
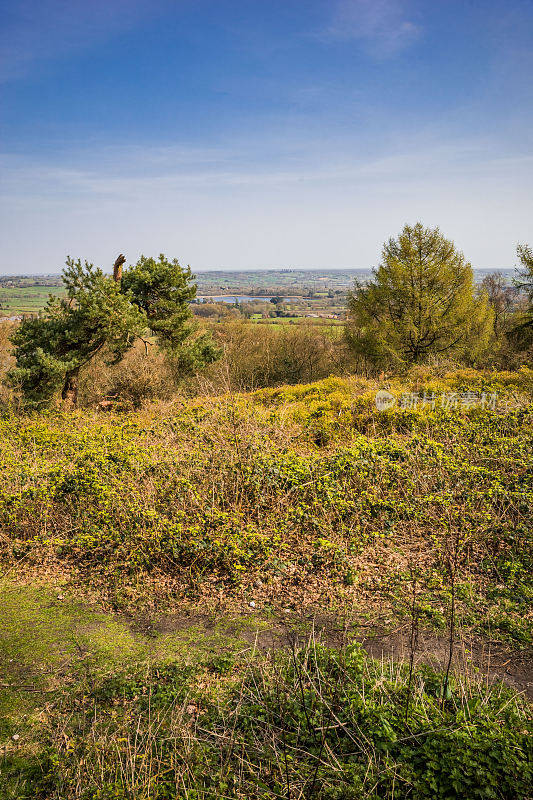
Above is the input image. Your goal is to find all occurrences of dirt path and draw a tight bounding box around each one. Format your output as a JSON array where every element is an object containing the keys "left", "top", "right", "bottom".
[{"left": 129, "top": 607, "right": 533, "bottom": 700}]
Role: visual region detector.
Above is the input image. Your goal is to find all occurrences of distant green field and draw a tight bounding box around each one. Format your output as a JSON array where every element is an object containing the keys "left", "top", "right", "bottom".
[
  {"left": 0, "top": 284, "right": 345, "bottom": 323},
  {"left": 251, "top": 317, "right": 344, "bottom": 336},
  {"left": 0, "top": 281, "right": 347, "bottom": 327},
  {"left": 0, "top": 286, "right": 64, "bottom": 316}
]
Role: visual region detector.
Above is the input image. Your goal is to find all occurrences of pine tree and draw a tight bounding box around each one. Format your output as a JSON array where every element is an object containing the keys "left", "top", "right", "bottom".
[
  {"left": 9, "top": 253, "right": 219, "bottom": 407},
  {"left": 345, "top": 222, "right": 494, "bottom": 366},
  {"left": 121, "top": 253, "right": 220, "bottom": 369},
  {"left": 9, "top": 258, "right": 146, "bottom": 407}
]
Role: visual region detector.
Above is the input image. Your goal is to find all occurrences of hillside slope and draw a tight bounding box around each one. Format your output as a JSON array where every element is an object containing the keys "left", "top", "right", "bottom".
[
  {"left": 1, "top": 368, "right": 532, "bottom": 798},
  {"left": 1, "top": 368, "right": 531, "bottom": 633}
]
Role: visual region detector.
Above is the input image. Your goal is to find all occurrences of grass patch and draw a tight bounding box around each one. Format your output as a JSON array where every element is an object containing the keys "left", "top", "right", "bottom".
[{"left": 3, "top": 637, "right": 531, "bottom": 799}]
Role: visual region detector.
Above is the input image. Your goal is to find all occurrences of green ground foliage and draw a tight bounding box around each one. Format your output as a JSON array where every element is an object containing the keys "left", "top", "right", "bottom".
[
  {"left": 0, "top": 368, "right": 531, "bottom": 639},
  {"left": 0, "top": 368, "right": 531, "bottom": 798},
  {"left": 1, "top": 594, "right": 530, "bottom": 799}
]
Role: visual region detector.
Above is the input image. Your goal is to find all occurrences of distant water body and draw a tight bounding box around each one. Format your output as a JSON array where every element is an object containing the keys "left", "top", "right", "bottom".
[
  {"left": 196, "top": 295, "right": 301, "bottom": 303},
  {"left": 196, "top": 268, "right": 515, "bottom": 304}
]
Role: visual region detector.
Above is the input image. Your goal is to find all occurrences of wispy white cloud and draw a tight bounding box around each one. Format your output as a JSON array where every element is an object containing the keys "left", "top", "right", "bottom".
[
  {"left": 1, "top": 135, "right": 532, "bottom": 273},
  {"left": 322, "top": 0, "right": 421, "bottom": 57},
  {"left": 2, "top": 136, "right": 526, "bottom": 200}
]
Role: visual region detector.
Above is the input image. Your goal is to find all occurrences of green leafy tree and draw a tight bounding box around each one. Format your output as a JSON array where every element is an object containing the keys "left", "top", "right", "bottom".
[
  {"left": 508, "top": 243, "right": 533, "bottom": 349},
  {"left": 122, "top": 253, "right": 220, "bottom": 368},
  {"left": 9, "top": 254, "right": 219, "bottom": 407},
  {"left": 345, "top": 222, "right": 494, "bottom": 366}
]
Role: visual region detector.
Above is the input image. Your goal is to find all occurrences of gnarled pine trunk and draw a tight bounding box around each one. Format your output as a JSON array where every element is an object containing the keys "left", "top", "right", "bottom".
[{"left": 61, "top": 367, "right": 79, "bottom": 408}]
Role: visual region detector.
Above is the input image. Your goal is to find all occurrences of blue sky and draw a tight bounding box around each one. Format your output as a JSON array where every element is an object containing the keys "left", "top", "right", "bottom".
[{"left": 1, "top": 0, "right": 532, "bottom": 273}]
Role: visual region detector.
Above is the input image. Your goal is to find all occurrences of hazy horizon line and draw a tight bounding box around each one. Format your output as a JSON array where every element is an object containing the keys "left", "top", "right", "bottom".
[{"left": 0, "top": 266, "right": 516, "bottom": 279}]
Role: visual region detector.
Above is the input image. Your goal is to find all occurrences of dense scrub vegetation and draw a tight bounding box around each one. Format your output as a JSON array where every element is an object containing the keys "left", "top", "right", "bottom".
[
  {"left": 1, "top": 373, "right": 532, "bottom": 798},
  {"left": 1, "top": 369, "right": 531, "bottom": 635},
  {"left": 4, "top": 380, "right": 533, "bottom": 800},
  {"left": 1, "top": 231, "right": 532, "bottom": 798}
]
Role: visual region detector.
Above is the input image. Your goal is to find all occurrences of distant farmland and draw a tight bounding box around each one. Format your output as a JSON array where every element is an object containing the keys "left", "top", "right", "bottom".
[
  {"left": 0, "top": 268, "right": 514, "bottom": 317},
  {"left": 0, "top": 284, "right": 65, "bottom": 316}
]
